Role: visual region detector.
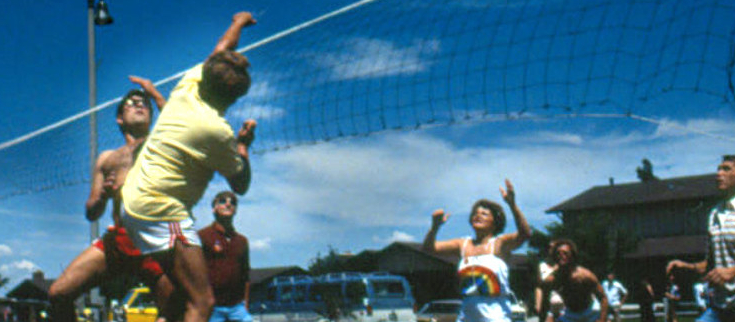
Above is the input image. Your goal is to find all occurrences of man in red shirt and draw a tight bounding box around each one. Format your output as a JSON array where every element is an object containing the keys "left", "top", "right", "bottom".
[{"left": 198, "top": 191, "right": 252, "bottom": 322}]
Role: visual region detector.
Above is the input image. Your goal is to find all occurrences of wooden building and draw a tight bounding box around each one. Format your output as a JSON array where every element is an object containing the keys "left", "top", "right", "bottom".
[
  {"left": 4, "top": 271, "right": 52, "bottom": 322},
  {"left": 546, "top": 173, "right": 719, "bottom": 300}
]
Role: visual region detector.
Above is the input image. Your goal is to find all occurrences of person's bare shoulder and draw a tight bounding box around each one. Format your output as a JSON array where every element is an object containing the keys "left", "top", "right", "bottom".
[
  {"left": 98, "top": 144, "right": 137, "bottom": 174},
  {"left": 96, "top": 149, "right": 117, "bottom": 168},
  {"left": 573, "top": 266, "right": 599, "bottom": 284}
]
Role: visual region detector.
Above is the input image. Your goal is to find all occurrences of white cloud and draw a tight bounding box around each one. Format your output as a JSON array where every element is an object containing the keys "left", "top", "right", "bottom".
[
  {"left": 1, "top": 260, "right": 38, "bottom": 274},
  {"left": 180, "top": 116, "right": 735, "bottom": 268},
  {"left": 12, "top": 260, "right": 37, "bottom": 271},
  {"left": 373, "top": 231, "right": 417, "bottom": 244},
  {"left": 515, "top": 131, "right": 583, "bottom": 145},
  {"left": 0, "top": 245, "right": 11, "bottom": 257},
  {"left": 246, "top": 81, "right": 277, "bottom": 99},
  {"left": 652, "top": 118, "right": 735, "bottom": 140},
  {"left": 250, "top": 238, "right": 272, "bottom": 251},
  {"left": 317, "top": 37, "right": 441, "bottom": 80},
  {"left": 230, "top": 104, "right": 286, "bottom": 121},
  {"left": 230, "top": 81, "right": 287, "bottom": 121}
]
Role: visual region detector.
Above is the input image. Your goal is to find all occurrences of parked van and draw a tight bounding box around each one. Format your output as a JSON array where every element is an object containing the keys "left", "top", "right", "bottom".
[{"left": 251, "top": 272, "right": 415, "bottom": 322}]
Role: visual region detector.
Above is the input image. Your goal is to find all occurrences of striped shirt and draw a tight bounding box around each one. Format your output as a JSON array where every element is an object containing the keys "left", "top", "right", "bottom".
[{"left": 707, "top": 196, "right": 735, "bottom": 308}]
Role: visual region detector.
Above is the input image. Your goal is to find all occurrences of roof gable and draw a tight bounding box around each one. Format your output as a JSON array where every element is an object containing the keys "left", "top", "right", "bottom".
[
  {"left": 6, "top": 280, "right": 50, "bottom": 300},
  {"left": 250, "top": 266, "right": 308, "bottom": 284},
  {"left": 547, "top": 173, "right": 720, "bottom": 213}
]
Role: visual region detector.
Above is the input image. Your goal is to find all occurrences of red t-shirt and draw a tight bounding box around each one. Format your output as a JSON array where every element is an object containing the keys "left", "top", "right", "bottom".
[{"left": 198, "top": 223, "right": 250, "bottom": 306}]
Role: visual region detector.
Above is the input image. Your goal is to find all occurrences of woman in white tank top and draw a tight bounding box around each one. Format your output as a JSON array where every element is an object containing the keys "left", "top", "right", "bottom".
[{"left": 422, "top": 179, "right": 532, "bottom": 322}]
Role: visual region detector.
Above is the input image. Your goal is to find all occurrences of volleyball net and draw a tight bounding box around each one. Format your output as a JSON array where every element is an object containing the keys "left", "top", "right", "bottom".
[{"left": 1, "top": 0, "right": 734, "bottom": 200}]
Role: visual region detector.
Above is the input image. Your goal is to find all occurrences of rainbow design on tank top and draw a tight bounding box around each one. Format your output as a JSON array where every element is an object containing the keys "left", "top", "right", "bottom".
[{"left": 458, "top": 265, "right": 502, "bottom": 297}]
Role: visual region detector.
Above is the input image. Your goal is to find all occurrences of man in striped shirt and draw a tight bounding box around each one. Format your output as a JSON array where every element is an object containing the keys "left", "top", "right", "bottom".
[{"left": 667, "top": 155, "right": 735, "bottom": 321}]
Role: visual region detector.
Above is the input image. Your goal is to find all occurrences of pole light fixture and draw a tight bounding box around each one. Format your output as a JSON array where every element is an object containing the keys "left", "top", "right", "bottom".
[{"left": 93, "top": 0, "right": 114, "bottom": 25}]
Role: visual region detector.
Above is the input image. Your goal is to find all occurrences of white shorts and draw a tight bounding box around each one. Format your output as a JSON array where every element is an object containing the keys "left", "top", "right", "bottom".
[{"left": 121, "top": 210, "right": 201, "bottom": 255}]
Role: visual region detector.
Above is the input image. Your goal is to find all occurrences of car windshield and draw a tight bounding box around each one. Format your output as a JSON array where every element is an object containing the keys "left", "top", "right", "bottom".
[
  {"left": 421, "top": 302, "right": 460, "bottom": 314},
  {"left": 131, "top": 291, "right": 155, "bottom": 307},
  {"left": 371, "top": 281, "right": 405, "bottom": 298}
]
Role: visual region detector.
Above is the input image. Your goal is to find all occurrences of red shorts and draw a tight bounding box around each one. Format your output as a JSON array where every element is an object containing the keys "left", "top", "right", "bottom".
[{"left": 92, "top": 226, "right": 164, "bottom": 284}]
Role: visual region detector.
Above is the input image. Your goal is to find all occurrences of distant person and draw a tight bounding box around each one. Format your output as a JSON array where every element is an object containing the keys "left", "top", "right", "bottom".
[
  {"left": 423, "top": 179, "right": 532, "bottom": 322},
  {"left": 602, "top": 273, "right": 627, "bottom": 322},
  {"left": 663, "top": 275, "right": 680, "bottom": 322},
  {"left": 121, "top": 11, "right": 258, "bottom": 322},
  {"left": 535, "top": 241, "right": 564, "bottom": 322},
  {"left": 539, "top": 239, "right": 608, "bottom": 322},
  {"left": 48, "top": 77, "right": 174, "bottom": 322},
  {"left": 667, "top": 155, "right": 735, "bottom": 321},
  {"left": 693, "top": 281, "right": 708, "bottom": 315},
  {"left": 637, "top": 278, "right": 655, "bottom": 322},
  {"left": 198, "top": 192, "right": 253, "bottom": 322}
]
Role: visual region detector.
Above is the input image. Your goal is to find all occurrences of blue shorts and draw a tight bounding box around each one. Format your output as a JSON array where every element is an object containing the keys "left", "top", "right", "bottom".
[
  {"left": 209, "top": 303, "right": 252, "bottom": 322},
  {"left": 559, "top": 307, "right": 600, "bottom": 322},
  {"left": 696, "top": 307, "right": 735, "bottom": 322}
]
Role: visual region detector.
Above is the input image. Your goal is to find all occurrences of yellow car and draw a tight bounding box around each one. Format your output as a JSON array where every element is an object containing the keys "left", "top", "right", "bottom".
[{"left": 121, "top": 286, "right": 158, "bottom": 322}]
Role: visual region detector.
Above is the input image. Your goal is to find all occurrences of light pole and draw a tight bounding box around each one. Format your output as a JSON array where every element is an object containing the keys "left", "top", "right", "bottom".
[
  {"left": 87, "top": 2, "right": 113, "bottom": 318},
  {"left": 87, "top": 0, "right": 112, "bottom": 243}
]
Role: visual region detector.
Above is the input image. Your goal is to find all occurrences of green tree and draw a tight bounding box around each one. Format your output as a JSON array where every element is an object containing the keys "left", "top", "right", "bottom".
[
  {"left": 308, "top": 246, "right": 347, "bottom": 275},
  {"left": 0, "top": 273, "right": 8, "bottom": 289},
  {"left": 529, "top": 215, "right": 639, "bottom": 277}
]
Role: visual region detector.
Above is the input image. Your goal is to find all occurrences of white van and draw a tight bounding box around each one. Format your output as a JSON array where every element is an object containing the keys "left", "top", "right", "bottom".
[{"left": 251, "top": 272, "right": 416, "bottom": 322}]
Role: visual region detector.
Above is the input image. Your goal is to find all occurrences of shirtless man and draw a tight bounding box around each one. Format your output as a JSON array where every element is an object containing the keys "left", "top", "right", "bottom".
[
  {"left": 48, "top": 77, "right": 173, "bottom": 322},
  {"left": 539, "top": 239, "right": 609, "bottom": 322}
]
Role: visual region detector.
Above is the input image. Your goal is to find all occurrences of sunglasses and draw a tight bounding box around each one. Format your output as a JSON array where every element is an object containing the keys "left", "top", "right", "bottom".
[
  {"left": 124, "top": 97, "right": 148, "bottom": 109},
  {"left": 216, "top": 197, "right": 237, "bottom": 206}
]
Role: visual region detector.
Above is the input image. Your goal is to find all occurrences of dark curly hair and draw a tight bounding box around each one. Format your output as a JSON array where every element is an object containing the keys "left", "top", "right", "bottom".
[
  {"left": 115, "top": 89, "right": 153, "bottom": 134},
  {"left": 116, "top": 89, "right": 152, "bottom": 117},
  {"left": 551, "top": 238, "right": 578, "bottom": 265},
  {"left": 469, "top": 199, "right": 506, "bottom": 236}
]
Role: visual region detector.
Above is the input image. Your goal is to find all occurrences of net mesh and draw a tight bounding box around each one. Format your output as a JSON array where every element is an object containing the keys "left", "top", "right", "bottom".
[{"left": 1, "top": 0, "right": 734, "bottom": 200}]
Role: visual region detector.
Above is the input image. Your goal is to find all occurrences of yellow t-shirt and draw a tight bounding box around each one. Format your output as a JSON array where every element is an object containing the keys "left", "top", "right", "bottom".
[{"left": 122, "top": 64, "right": 244, "bottom": 222}]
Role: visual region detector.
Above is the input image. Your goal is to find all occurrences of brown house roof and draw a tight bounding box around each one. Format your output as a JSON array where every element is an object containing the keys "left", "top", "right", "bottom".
[
  {"left": 249, "top": 266, "right": 308, "bottom": 284},
  {"left": 6, "top": 279, "right": 53, "bottom": 300},
  {"left": 547, "top": 173, "right": 720, "bottom": 213},
  {"left": 386, "top": 242, "right": 459, "bottom": 264},
  {"left": 624, "top": 235, "right": 708, "bottom": 258}
]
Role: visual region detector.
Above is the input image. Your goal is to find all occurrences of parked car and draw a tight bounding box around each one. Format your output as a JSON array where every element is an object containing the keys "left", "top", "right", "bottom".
[
  {"left": 416, "top": 299, "right": 461, "bottom": 322},
  {"left": 508, "top": 292, "right": 527, "bottom": 322},
  {"left": 120, "top": 286, "right": 158, "bottom": 322},
  {"left": 415, "top": 294, "right": 527, "bottom": 322}
]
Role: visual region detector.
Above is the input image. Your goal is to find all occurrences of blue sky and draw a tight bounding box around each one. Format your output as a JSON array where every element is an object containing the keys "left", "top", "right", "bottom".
[{"left": 2, "top": 0, "right": 735, "bottom": 294}]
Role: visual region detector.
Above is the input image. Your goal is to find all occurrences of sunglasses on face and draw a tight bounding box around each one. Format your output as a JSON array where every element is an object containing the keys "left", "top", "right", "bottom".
[
  {"left": 216, "top": 197, "right": 237, "bottom": 206},
  {"left": 124, "top": 98, "right": 148, "bottom": 109}
]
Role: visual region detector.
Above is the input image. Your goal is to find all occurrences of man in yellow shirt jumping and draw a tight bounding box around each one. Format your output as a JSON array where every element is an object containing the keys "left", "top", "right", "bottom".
[{"left": 121, "top": 11, "right": 258, "bottom": 322}]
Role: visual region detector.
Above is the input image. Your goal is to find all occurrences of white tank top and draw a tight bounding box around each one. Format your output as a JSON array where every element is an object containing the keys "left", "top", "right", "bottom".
[{"left": 456, "top": 237, "right": 512, "bottom": 322}]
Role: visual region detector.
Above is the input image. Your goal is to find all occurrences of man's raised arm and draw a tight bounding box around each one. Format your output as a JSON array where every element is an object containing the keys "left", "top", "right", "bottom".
[
  {"left": 227, "top": 120, "right": 256, "bottom": 195},
  {"left": 212, "top": 12, "right": 257, "bottom": 56},
  {"left": 129, "top": 76, "right": 166, "bottom": 110}
]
